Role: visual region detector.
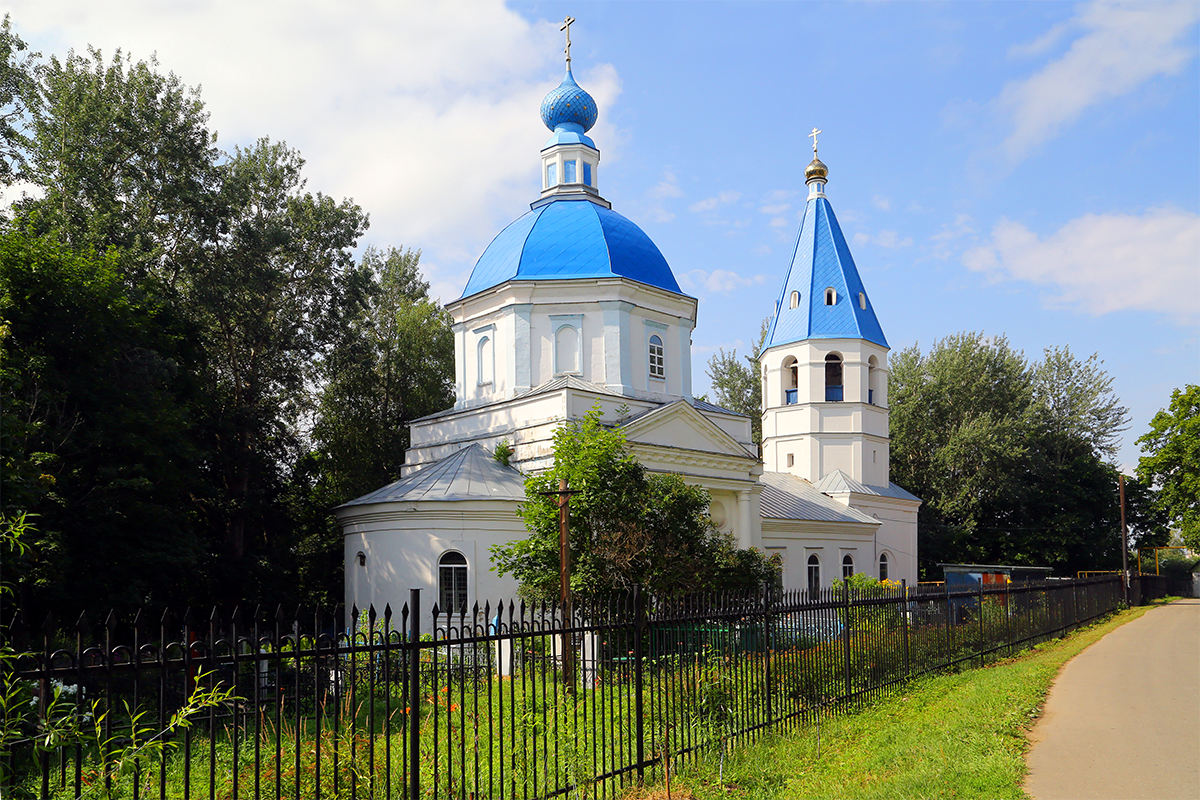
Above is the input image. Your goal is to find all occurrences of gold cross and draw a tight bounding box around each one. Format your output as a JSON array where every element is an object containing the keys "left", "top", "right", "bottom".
[
  {"left": 809, "top": 127, "right": 821, "bottom": 155},
  {"left": 561, "top": 16, "right": 575, "bottom": 64}
]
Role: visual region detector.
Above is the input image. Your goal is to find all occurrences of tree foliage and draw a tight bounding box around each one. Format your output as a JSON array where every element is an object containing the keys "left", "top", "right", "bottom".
[
  {"left": 0, "top": 24, "right": 453, "bottom": 616},
  {"left": 1136, "top": 385, "right": 1200, "bottom": 550},
  {"left": 890, "top": 332, "right": 1130, "bottom": 578},
  {"left": 492, "top": 406, "right": 776, "bottom": 601},
  {"left": 705, "top": 317, "right": 768, "bottom": 444}
]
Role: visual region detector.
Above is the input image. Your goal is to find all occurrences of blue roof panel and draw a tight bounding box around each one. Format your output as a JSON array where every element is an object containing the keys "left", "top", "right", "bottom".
[
  {"left": 765, "top": 196, "right": 888, "bottom": 349},
  {"left": 460, "top": 197, "right": 683, "bottom": 298}
]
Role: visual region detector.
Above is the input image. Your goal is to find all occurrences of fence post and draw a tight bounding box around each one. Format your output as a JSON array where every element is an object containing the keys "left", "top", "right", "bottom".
[
  {"left": 978, "top": 581, "right": 985, "bottom": 667},
  {"left": 409, "top": 589, "right": 421, "bottom": 800},
  {"left": 943, "top": 582, "right": 953, "bottom": 664},
  {"left": 763, "top": 583, "right": 773, "bottom": 725},
  {"left": 900, "top": 580, "right": 910, "bottom": 678},
  {"left": 842, "top": 581, "right": 852, "bottom": 701},
  {"left": 634, "top": 585, "right": 646, "bottom": 783}
]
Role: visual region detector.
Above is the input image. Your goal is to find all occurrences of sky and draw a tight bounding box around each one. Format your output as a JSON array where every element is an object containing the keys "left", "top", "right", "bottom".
[{"left": 6, "top": 0, "right": 1199, "bottom": 472}]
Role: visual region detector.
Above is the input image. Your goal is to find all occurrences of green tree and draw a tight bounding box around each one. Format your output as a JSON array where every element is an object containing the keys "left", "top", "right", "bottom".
[
  {"left": 705, "top": 317, "right": 768, "bottom": 445},
  {"left": 290, "top": 245, "right": 454, "bottom": 606},
  {"left": 13, "top": 46, "right": 220, "bottom": 279},
  {"left": 890, "top": 332, "right": 1127, "bottom": 577},
  {"left": 0, "top": 15, "right": 37, "bottom": 184},
  {"left": 0, "top": 230, "right": 207, "bottom": 615},
  {"left": 1137, "top": 385, "right": 1200, "bottom": 550},
  {"left": 492, "top": 405, "right": 776, "bottom": 601}
]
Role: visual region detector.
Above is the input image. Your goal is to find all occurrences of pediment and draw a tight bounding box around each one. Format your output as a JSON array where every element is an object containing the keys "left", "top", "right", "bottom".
[{"left": 620, "top": 400, "right": 754, "bottom": 460}]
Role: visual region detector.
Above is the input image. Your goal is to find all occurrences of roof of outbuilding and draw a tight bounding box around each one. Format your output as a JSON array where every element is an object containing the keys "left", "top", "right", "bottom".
[
  {"left": 813, "top": 470, "right": 920, "bottom": 501},
  {"left": 766, "top": 194, "right": 888, "bottom": 349},
  {"left": 758, "top": 472, "right": 879, "bottom": 525},
  {"left": 338, "top": 443, "right": 526, "bottom": 507},
  {"left": 459, "top": 196, "right": 684, "bottom": 299}
]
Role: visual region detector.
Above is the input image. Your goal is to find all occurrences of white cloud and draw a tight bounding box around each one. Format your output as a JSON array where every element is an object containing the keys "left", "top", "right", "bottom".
[
  {"left": 760, "top": 204, "right": 791, "bottom": 216},
  {"left": 650, "top": 171, "right": 683, "bottom": 200},
  {"left": 962, "top": 207, "right": 1200, "bottom": 322},
  {"left": 998, "top": 1, "right": 1200, "bottom": 163},
  {"left": 688, "top": 190, "right": 740, "bottom": 213},
  {"left": 871, "top": 195, "right": 891, "bottom": 212},
  {"left": 854, "top": 230, "right": 913, "bottom": 249},
  {"left": 678, "top": 269, "right": 767, "bottom": 295},
  {"left": 5, "top": 0, "right": 622, "bottom": 291},
  {"left": 769, "top": 217, "right": 789, "bottom": 229},
  {"left": 928, "top": 214, "right": 977, "bottom": 260}
]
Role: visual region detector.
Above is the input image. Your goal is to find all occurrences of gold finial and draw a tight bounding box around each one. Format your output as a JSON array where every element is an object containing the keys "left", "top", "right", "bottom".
[
  {"left": 561, "top": 16, "right": 575, "bottom": 64},
  {"left": 809, "top": 127, "right": 821, "bottom": 156}
]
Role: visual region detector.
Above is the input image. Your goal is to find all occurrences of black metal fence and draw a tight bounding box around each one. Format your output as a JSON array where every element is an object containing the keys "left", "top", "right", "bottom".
[{"left": 3, "top": 576, "right": 1122, "bottom": 799}]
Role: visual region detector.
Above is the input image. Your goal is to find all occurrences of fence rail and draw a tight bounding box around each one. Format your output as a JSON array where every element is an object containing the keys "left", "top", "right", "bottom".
[{"left": 3, "top": 576, "right": 1123, "bottom": 799}]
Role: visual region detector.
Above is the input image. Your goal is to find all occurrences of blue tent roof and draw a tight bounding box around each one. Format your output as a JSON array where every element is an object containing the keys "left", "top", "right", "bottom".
[
  {"left": 460, "top": 196, "right": 683, "bottom": 299},
  {"left": 765, "top": 195, "right": 888, "bottom": 349}
]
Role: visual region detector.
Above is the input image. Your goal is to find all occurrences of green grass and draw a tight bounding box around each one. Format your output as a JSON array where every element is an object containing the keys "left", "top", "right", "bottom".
[{"left": 654, "top": 602, "right": 1165, "bottom": 800}]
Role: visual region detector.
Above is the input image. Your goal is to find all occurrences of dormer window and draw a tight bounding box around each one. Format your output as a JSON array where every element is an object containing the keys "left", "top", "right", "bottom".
[
  {"left": 859, "top": 292, "right": 866, "bottom": 310},
  {"left": 824, "top": 287, "right": 836, "bottom": 306},
  {"left": 789, "top": 291, "right": 800, "bottom": 309},
  {"left": 563, "top": 159, "right": 577, "bottom": 183},
  {"left": 648, "top": 334, "right": 665, "bottom": 379}
]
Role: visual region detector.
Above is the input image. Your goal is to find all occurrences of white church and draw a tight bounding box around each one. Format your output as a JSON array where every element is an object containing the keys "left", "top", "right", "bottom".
[{"left": 338, "top": 43, "right": 920, "bottom": 615}]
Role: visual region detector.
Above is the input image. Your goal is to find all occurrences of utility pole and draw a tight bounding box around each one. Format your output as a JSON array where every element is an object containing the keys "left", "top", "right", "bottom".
[
  {"left": 540, "top": 478, "right": 579, "bottom": 693},
  {"left": 1119, "top": 474, "right": 1129, "bottom": 605}
]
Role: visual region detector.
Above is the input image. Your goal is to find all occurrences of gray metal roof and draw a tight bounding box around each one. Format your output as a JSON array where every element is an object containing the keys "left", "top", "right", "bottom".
[
  {"left": 813, "top": 470, "right": 920, "bottom": 501},
  {"left": 758, "top": 472, "right": 878, "bottom": 525},
  {"left": 338, "top": 444, "right": 527, "bottom": 507}
]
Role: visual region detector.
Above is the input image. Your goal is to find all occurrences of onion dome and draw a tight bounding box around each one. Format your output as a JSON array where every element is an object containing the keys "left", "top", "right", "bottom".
[
  {"left": 460, "top": 197, "right": 681, "bottom": 299},
  {"left": 540, "top": 67, "right": 598, "bottom": 133},
  {"left": 805, "top": 157, "right": 828, "bottom": 182}
]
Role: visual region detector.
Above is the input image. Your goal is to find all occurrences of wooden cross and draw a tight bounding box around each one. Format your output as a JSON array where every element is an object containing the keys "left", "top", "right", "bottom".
[
  {"left": 809, "top": 127, "right": 821, "bottom": 154},
  {"left": 561, "top": 16, "right": 575, "bottom": 64}
]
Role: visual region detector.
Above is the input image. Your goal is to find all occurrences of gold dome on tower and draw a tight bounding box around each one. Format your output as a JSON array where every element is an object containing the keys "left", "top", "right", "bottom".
[{"left": 805, "top": 157, "right": 828, "bottom": 182}]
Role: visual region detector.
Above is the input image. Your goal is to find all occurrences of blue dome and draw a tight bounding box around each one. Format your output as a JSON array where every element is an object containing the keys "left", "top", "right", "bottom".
[
  {"left": 540, "top": 67, "right": 598, "bottom": 133},
  {"left": 460, "top": 197, "right": 682, "bottom": 299}
]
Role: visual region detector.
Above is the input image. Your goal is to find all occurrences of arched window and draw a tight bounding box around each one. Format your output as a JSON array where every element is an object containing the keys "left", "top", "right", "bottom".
[
  {"left": 824, "top": 287, "right": 836, "bottom": 306},
  {"left": 878, "top": 552, "right": 889, "bottom": 581},
  {"left": 782, "top": 356, "right": 799, "bottom": 405},
  {"left": 789, "top": 290, "right": 800, "bottom": 309},
  {"left": 825, "top": 353, "right": 843, "bottom": 401},
  {"left": 858, "top": 291, "right": 867, "bottom": 310},
  {"left": 842, "top": 554, "right": 854, "bottom": 579},
  {"left": 438, "top": 552, "right": 468, "bottom": 614},
  {"left": 868, "top": 355, "right": 879, "bottom": 405},
  {"left": 648, "top": 334, "right": 665, "bottom": 379},
  {"left": 807, "top": 554, "right": 821, "bottom": 595},
  {"left": 477, "top": 336, "right": 493, "bottom": 386},
  {"left": 555, "top": 325, "right": 579, "bottom": 374}
]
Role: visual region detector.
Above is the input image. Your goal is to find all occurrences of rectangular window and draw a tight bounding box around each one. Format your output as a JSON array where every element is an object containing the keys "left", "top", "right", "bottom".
[
  {"left": 786, "top": 454, "right": 794, "bottom": 468},
  {"left": 563, "top": 159, "right": 577, "bottom": 183},
  {"left": 546, "top": 163, "right": 557, "bottom": 187},
  {"left": 648, "top": 335, "right": 665, "bottom": 379},
  {"left": 583, "top": 162, "right": 592, "bottom": 186}
]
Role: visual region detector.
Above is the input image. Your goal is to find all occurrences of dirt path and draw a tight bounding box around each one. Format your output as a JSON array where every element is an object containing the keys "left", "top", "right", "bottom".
[{"left": 1025, "top": 598, "right": 1200, "bottom": 800}]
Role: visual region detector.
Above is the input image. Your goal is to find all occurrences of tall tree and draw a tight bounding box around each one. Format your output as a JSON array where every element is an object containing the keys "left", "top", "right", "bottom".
[
  {"left": 14, "top": 46, "right": 220, "bottom": 280},
  {"left": 889, "top": 332, "right": 1126, "bottom": 577},
  {"left": 705, "top": 317, "right": 768, "bottom": 444},
  {"left": 0, "top": 15, "right": 36, "bottom": 185},
  {"left": 492, "top": 405, "right": 776, "bottom": 601},
  {"left": 1137, "top": 385, "right": 1200, "bottom": 550},
  {"left": 0, "top": 230, "right": 207, "bottom": 615},
  {"left": 290, "top": 246, "right": 454, "bottom": 606},
  {"left": 193, "top": 138, "right": 369, "bottom": 584}
]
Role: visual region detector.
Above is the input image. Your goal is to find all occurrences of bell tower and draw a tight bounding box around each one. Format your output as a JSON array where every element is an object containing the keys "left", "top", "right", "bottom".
[{"left": 759, "top": 135, "right": 891, "bottom": 489}]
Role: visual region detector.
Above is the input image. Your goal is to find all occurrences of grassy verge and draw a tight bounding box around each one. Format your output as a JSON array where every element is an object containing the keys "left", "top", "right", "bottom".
[{"left": 636, "top": 601, "right": 1167, "bottom": 800}]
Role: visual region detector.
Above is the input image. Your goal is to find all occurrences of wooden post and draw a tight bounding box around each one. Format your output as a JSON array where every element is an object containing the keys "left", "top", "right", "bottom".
[{"left": 558, "top": 477, "right": 574, "bottom": 693}]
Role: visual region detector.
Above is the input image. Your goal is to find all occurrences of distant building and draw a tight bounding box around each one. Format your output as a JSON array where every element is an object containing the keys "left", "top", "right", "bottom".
[{"left": 338, "top": 41, "right": 919, "bottom": 615}]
